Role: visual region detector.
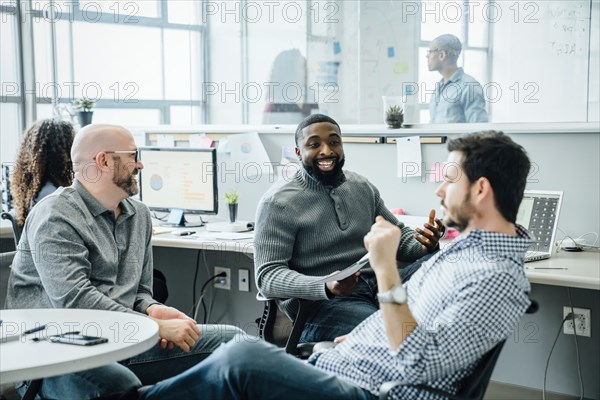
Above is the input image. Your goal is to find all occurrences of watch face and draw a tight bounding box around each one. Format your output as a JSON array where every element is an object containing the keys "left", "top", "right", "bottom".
[
  {"left": 391, "top": 284, "right": 407, "bottom": 304},
  {"left": 378, "top": 284, "right": 407, "bottom": 304}
]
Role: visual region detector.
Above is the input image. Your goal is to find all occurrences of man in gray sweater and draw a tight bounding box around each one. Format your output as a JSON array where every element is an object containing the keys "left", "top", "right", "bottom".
[
  {"left": 6, "top": 124, "right": 241, "bottom": 399},
  {"left": 254, "top": 114, "right": 443, "bottom": 343}
]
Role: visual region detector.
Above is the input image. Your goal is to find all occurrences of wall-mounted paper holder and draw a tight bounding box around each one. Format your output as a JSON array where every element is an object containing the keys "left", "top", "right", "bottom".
[{"left": 386, "top": 136, "right": 446, "bottom": 144}]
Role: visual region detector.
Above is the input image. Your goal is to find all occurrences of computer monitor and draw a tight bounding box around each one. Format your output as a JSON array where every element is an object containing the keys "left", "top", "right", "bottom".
[{"left": 139, "top": 147, "right": 218, "bottom": 227}]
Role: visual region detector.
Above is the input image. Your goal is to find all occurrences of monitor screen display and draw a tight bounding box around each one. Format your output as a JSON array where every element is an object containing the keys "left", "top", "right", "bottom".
[{"left": 139, "top": 147, "right": 218, "bottom": 215}]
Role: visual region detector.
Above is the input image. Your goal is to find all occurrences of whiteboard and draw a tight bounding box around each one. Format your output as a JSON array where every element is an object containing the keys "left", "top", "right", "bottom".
[{"left": 491, "top": 1, "right": 592, "bottom": 122}]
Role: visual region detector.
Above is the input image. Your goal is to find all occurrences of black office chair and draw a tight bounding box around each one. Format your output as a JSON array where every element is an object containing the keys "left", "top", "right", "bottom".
[
  {"left": 0, "top": 251, "right": 16, "bottom": 309},
  {"left": 152, "top": 269, "right": 169, "bottom": 304},
  {"left": 378, "top": 300, "right": 539, "bottom": 400},
  {"left": 1, "top": 211, "right": 21, "bottom": 248},
  {"left": 256, "top": 294, "right": 316, "bottom": 358}
]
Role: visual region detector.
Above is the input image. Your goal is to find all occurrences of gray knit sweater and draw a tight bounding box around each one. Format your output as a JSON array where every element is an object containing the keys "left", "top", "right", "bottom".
[{"left": 254, "top": 168, "right": 427, "bottom": 312}]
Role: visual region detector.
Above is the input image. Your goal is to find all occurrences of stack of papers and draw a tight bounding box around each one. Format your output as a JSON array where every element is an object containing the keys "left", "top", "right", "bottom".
[{"left": 313, "top": 253, "right": 370, "bottom": 283}]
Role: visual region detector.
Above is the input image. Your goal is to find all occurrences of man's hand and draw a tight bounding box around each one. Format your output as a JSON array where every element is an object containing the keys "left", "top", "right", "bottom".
[
  {"left": 364, "top": 216, "right": 401, "bottom": 277},
  {"left": 152, "top": 318, "right": 201, "bottom": 352},
  {"left": 147, "top": 304, "right": 195, "bottom": 322},
  {"left": 147, "top": 305, "right": 199, "bottom": 350},
  {"left": 325, "top": 272, "right": 360, "bottom": 297},
  {"left": 414, "top": 209, "right": 444, "bottom": 252}
]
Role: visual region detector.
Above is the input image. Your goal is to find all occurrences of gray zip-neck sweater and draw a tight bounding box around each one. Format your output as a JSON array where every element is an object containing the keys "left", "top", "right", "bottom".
[{"left": 254, "top": 168, "right": 427, "bottom": 315}]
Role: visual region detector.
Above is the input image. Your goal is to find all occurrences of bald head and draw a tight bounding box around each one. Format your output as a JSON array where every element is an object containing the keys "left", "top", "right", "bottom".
[
  {"left": 432, "top": 34, "right": 462, "bottom": 64},
  {"left": 72, "top": 124, "right": 133, "bottom": 173}
]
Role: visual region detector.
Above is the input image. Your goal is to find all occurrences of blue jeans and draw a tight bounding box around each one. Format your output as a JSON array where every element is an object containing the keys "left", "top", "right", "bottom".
[
  {"left": 139, "top": 335, "right": 376, "bottom": 400},
  {"left": 15, "top": 363, "right": 140, "bottom": 400},
  {"left": 16, "top": 324, "right": 242, "bottom": 399},
  {"left": 122, "top": 324, "right": 243, "bottom": 385},
  {"left": 299, "top": 252, "right": 436, "bottom": 343}
]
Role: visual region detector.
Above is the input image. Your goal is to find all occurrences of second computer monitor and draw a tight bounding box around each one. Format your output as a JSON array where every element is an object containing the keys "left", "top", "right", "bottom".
[{"left": 139, "top": 147, "right": 218, "bottom": 226}]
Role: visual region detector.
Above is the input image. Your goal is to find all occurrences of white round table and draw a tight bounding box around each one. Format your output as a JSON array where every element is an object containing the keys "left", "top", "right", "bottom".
[{"left": 0, "top": 308, "right": 159, "bottom": 384}]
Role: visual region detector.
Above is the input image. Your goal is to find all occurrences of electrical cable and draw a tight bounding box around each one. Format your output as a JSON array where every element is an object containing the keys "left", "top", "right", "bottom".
[
  {"left": 542, "top": 291, "right": 585, "bottom": 400},
  {"left": 556, "top": 227, "right": 600, "bottom": 252},
  {"left": 193, "top": 272, "right": 227, "bottom": 323},
  {"left": 203, "top": 250, "right": 215, "bottom": 323},
  {"left": 576, "top": 232, "right": 598, "bottom": 246},
  {"left": 152, "top": 211, "right": 168, "bottom": 222},
  {"left": 543, "top": 313, "right": 572, "bottom": 400},
  {"left": 567, "top": 288, "right": 585, "bottom": 400},
  {"left": 189, "top": 249, "right": 203, "bottom": 317}
]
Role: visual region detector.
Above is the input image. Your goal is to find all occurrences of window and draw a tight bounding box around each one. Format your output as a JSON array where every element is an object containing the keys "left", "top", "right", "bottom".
[
  {"left": 1, "top": 2, "right": 22, "bottom": 164},
  {"left": 32, "top": 0, "right": 204, "bottom": 125}
]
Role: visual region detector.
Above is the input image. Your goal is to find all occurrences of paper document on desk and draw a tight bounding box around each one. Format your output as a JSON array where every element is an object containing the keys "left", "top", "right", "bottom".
[
  {"left": 313, "top": 253, "right": 370, "bottom": 284},
  {"left": 152, "top": 227, "right": 175, "bottom": 235}
]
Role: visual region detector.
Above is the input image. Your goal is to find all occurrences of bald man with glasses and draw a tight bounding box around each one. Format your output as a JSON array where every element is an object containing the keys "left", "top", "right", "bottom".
[{"left": 6, "top": 124, "right": 242, "bottom": 399}]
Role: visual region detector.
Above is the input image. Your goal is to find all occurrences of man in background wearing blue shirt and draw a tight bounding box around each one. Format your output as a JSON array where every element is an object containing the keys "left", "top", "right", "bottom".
[
  {"left": 134, "top": 130, "right": 532, "bottom": 400},
  {"left": 428, "top": 34, "right": 489, "bottom": 123}
]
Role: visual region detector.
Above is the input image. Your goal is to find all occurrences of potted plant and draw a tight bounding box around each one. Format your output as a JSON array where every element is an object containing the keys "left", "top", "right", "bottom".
[
  {"left": 72, "top": 97, "right": 96, "bottom": 127},
  {"left": 224, "top": 191, "right": 239, "bottom": 223},
  {"left": 385, "top": 105, "right": 404, "bottom": 129}
]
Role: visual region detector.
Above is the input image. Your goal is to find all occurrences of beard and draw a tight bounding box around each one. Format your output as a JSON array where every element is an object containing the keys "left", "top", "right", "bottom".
[
  {"left": 113, "top": 166, "right": 139, "bottom": 197},
  {"left": 441, "top": 192, "right": 475, "bottom": 232},
  {"left": 304, "top": 155, "right": 345, "bottom": 186}
]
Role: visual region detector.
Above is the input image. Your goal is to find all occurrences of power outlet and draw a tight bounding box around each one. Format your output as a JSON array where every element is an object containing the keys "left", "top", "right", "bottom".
[
  {"left": 214, "top": 267, "right": 231, "bottom": 290},
  {"left": 563, "top": 307, "right": 591, "bottom": 337},
  {"left": 238, "top": 269, "right": 250, "bottom": 292}
]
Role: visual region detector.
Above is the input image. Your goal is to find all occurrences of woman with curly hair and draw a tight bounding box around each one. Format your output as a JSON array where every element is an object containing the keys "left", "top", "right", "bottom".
[{"left": 10, "top": 119, "right": 75, "bottom": 227}]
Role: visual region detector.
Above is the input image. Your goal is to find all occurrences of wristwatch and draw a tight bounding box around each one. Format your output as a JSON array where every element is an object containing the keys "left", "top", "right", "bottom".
[{"left": 377, "top": 283, "right": 407, "bottom": 305}]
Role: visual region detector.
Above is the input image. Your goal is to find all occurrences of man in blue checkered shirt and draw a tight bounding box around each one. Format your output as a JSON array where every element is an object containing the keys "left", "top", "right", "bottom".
[{"left": 135, "top": 131, "right": 533, "bottom": 400}]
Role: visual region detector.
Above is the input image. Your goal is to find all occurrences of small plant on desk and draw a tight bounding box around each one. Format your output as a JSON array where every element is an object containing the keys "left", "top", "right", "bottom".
[
  {"left": 224, "top": 191, "right": 239, "bottom": 205},
  {"left": 385, "top": 105, "right": 404, "bottom": 129},
  {"left": 225, "top": 191, "right": 239, "bottom": 223}
]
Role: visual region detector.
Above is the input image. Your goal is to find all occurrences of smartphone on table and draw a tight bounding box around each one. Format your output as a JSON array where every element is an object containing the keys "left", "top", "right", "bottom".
[{"left": 48, "top": 332, "right": 108, "bottom": 346}]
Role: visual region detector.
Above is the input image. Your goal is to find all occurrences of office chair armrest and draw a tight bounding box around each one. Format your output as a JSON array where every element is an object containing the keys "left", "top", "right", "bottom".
[
  {"left": 0, "top": 251, "right": 16, "bottom": 269},
  {"left": 526, "top": 299, "right": 539, "bottom": 314},
  {"left": 1, "top": 211, "right": 22, "bottom": 247},
  {"left": 255, "top": 293, "right": 316, "bottom": 357}
]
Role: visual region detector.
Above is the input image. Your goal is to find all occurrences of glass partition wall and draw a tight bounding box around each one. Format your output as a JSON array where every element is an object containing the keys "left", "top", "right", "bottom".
[{"left": 2, "top": 0, "right": 598, "bottom": 136}]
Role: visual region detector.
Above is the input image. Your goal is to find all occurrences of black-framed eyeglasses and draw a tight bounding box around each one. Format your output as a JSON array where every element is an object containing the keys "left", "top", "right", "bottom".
[{"left": 104, "top": 149, "right": 139, "bottom": 163}]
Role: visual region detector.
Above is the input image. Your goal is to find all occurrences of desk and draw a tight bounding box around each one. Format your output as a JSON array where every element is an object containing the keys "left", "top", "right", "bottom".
[
  {"left": 394, "top": 215, "right": 600, "bottom": 291},
  {"left": 151, "top": 226, "right": 599, "bottom": 291},
  {"left": 151, "top": 227, "right": 254, "bottom": 254},
  {"left": 525, "top": 250, "right": 600, "bottom": 290},
  {"left": 0, "top": 308, "right": 158, "bottom": 385}
]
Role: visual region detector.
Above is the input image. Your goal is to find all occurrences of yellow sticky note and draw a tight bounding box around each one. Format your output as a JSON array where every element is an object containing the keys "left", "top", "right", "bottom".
[{"left": 394, "top": 62, "right": 408, "bottom": 74}]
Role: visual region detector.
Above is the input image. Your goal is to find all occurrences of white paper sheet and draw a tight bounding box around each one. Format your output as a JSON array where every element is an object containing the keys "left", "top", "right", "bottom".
[
  {"left": 396, "top": 136, "right": 422, "bottom": 178},
  {"left": 313, "top": 253, "right": 370, "bottom": 284}
]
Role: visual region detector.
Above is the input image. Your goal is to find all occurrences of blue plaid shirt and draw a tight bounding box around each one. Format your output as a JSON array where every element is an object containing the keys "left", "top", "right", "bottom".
[
  {"left": 429, "top": 68, "right": 488, "bottom": 123},
  {"left": 309, "top": 226, "right": 532, "bottom": 399}
]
